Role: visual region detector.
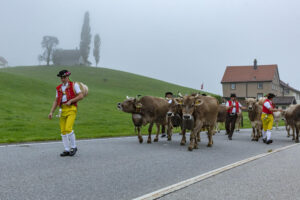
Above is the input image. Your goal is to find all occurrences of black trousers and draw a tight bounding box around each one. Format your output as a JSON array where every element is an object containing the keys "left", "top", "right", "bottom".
[{"left": 225, "top": 113, "right": 237, "bottom": 137}]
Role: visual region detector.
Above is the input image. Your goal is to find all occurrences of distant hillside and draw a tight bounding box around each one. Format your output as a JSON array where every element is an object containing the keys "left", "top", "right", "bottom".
[{"left": 0, "top": 66, "right": 220, "bottom": 143}]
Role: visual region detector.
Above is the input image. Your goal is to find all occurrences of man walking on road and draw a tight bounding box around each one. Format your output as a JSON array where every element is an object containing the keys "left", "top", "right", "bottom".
[
  {"left": 225, "top": 93, "right": 246, "bottom": 140},
  {"left": 261, "top": 93, "right": 281, "bottom": 144},
  {"left": 48, "top": 70, "right": 84, "bottom": 156}
]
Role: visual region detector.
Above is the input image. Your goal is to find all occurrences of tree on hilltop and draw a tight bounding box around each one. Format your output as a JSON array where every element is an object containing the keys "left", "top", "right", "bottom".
[
  {"left": 80, "top": 11, "right": 91, "bottom": 65},
  {"left": 93, "top": 34, "right": 101, "bottom": 67},
  {"left": 40, "top": 36, "right": 59, "bottom": 66}
]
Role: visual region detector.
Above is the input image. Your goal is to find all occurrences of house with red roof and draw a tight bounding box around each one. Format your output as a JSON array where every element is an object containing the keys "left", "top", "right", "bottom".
[{"left": 221, "top": 59, "right": 300, "bottom": 107}]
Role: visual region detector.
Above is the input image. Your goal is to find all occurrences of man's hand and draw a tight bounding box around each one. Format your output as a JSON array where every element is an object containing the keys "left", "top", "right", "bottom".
[
  {"left": 66, "top": 100, "right": 72, "bottom": 106},
  {"left": 48, "top": 112, "right": 53, "bottom": 119}
]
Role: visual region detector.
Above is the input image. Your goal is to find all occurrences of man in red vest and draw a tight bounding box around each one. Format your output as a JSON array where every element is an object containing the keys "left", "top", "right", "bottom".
[
  {"left": 48, "top": 70, "right": 84, "bottom": 156},
  {"left": 261, "top": 93, "right": 281, "bottom": 144},
  {"left": 225, "top": 93, "right": 246, "bottom": 140}
]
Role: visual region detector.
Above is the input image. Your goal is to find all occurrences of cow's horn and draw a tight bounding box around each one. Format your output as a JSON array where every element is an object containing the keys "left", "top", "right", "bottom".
[
  {"left": 136, "top": 94, "right": 141, "bottom": 100},
  {"left": 178, "top": 92, "right": 183, "bottom": 97},
  {"left": 194, "top": 93, "right": 199, "bottom": 98}
]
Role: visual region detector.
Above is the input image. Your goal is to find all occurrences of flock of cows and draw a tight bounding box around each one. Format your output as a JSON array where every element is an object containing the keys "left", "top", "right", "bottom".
[{"left": 117, "top": 94, "right": 300, "bottom": 151}]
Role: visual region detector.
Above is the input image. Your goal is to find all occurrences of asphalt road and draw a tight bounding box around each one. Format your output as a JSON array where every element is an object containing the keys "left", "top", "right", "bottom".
[
  {"left": 160, "top": 139, "right": 300, "bottom": 200},
  {"left": 0, "top": 127, "right": 296, "bottom": 200}
]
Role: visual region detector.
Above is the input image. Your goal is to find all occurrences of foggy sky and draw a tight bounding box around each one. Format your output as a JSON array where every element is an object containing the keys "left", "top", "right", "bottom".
[{"left": 1, "top": 0, "right": 300, "bottom": 95}]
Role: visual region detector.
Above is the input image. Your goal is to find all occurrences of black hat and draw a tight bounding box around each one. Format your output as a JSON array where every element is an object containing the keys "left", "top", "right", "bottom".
[
  {"left": 230, "top": 93, "right": 236, "bottom": 98},
  {"left": 267, "top": 93, "right": 276, "bottom": 99},
  {"left": 165, "top": 92, "right": 173, "bottom": 97},
  {"left": 57, "top": 70, "right": 71, "bottom": 77}
]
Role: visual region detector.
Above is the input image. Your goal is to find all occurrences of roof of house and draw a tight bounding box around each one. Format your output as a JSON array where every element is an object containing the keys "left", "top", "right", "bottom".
[
  {"left": 273, "top": 96, "right": 297, "bottom": 105},
  {"left": 0, "top": 56, "right": 8, "bottom": 64},
  {"left": 280, "top": 80, "right": 300, "bottom": 93},
  {"left": 221, "top": 65, "right": 278, "bottom": 83}
]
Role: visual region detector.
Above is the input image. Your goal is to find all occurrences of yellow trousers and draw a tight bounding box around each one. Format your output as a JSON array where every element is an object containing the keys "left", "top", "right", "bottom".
[
  {"left": 261, "top": 113, "right": 273, "bottom": 131},
  {"left": 60, "top": 105, "right": 77, "bottom": 135}
]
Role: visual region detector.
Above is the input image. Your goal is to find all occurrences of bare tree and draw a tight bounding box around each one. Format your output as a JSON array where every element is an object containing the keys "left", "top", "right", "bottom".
[
  {"left": 93, "top": 34, "right": 101, "bottom": 66},
  {"left": 41, "top": 36, "right": 59, "bottom": 66},
  {"left": 80, "top": 11, "right": 91, "bottom": 65}
]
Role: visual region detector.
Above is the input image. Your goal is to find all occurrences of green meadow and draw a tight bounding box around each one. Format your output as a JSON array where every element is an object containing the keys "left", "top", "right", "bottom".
[
  {"left": 0, "top": 66, "right": 284, "bottom": 144},
  {"left": 0, "top": 66, "right": 216, "bottom": 143}
]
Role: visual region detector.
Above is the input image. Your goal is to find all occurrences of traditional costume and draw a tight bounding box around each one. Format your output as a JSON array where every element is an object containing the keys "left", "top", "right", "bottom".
[
  {"left": 261, "top": 95, "right": 275, "bottom": 144},
  {"left": 56, "top": 70, "right": 81, "bottom": 156}
]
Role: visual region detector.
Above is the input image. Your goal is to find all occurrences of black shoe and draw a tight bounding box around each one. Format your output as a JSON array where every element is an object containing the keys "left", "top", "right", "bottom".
[
  {"left": 60, "top": 151, "right": 70, "bottom": 157},
  {"left": 69, "top": 147, "right": 77, "bottom": 156},
  {"left": 263, "top": 138, "right": 267, "bottom": 143},
  {"left": 266, "top": 140, "right": 273, "bottom": 144},
  {"left": 161, "top": 133, "right": 166, "bottom": 138},
  {"left": 228, "top": 136, "right": 232, "bottom": 140}
]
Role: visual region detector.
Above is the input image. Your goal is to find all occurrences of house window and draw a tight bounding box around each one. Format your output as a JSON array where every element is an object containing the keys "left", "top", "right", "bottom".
[
  {"left": 258, "top": 82, "right": 263, "bottom": 89},
  {"left": 257, "top": 93, "right": 263, "bottom": 99},
  {"left": 284, "top": 89, "right": 289, "bottom": 95},
  {"left": 231, "top": 83, "right": 236, "bottom": 90}
]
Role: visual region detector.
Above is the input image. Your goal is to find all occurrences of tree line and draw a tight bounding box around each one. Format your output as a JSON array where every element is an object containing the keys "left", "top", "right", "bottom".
[{"left": 39, "top": 11, "right": 101, "bottom": 66}]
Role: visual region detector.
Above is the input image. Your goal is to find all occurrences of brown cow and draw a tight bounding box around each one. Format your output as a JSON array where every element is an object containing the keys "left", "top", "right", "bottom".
[
  {"left": 283, "top": 105, "right": 297, "bottom": 140},
  {"left": 117, "top": 96, "right": 169, "bottom": 143},
  {"left": 216, "top": 104, "right": 227, "bottom": 133},
  {"left": 167, "top": 97, "right": 203, "bottom": 145},
  {"left": 175, "top": 94, "right": 219, "bottom": 151},
  {"left": 245, "top": 98, "right": 262, "bottom": 141},
  {"left": 166, "top": 98, "right": 184, "bottom": 141},
  {"left": 288, "top": 105, "right": 300, "bottom": 143},
  {"left": 235, "top": 110, "right": 244, "bottom": 132}
]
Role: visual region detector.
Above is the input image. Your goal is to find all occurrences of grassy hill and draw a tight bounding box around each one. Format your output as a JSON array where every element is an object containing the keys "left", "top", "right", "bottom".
[{"left": 0, "top": 66, "right": 221, "bottom": 143}]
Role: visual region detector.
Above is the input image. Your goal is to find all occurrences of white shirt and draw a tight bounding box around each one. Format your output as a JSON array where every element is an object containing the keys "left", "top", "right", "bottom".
[
  {"left": 263, "top": 101, "right": 271, "bottom": 109},
  {"left": 226, "top": 101, "right": 242, "bottom": 114},
  {"left": 56, "top": 82, "right": 81, "bottom": 102}
]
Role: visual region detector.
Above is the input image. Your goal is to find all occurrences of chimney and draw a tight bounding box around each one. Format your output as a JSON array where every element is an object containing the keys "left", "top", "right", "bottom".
[{"left": 253, "top": 59, "right": 257, "bottom": 70}]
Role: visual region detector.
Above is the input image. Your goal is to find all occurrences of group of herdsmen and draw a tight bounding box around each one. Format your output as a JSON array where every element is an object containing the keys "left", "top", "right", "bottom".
[
  {"left": 225, "top": 93, "right": 281, "bottom": 144},
  {"left": 162, "top": 92, "right": 281, "bottom": 144}
]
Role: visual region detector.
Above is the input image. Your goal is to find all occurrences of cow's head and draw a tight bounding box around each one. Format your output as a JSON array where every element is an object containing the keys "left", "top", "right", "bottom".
[
  {"left": 167, "top": 98, "right": 182, "bottom": 117},
  {"left": 175, "top": 95, "right": 203, "bottom": 120},
  {"left": 245, "top": 98, "right": 257, "bottom": 111},
  {"left": 117, "top": 96, "right": 142, "bottom": 113}
]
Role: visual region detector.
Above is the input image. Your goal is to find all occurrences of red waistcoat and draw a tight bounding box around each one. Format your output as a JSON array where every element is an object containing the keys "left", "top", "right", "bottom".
[
  {"left": 56, "top": 81, "right": 77, "bottom": 107},
  {"left": 228, "top": 100, "right": 239, "bottom": 114},
  {"left": 262, "top": 99, "right": 274, "bottom": 114}
]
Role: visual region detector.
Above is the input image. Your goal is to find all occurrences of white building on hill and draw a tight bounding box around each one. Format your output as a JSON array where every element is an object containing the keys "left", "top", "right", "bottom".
[{"left": 0, "top": 56, "right": 8, "bottom": 68}]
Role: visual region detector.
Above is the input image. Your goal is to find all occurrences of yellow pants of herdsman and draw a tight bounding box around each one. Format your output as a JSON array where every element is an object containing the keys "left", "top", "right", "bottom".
[
  {"left": 60, "top": 105, "right": 77, "bottom": 135},
  {"left": 261, "top": 113, "right": 274, "bottom": 131}
]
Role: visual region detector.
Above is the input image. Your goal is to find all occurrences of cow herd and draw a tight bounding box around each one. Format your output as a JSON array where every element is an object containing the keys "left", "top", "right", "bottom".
[{"left": 117, "top": 94, "right": 300, "bottom": 151}]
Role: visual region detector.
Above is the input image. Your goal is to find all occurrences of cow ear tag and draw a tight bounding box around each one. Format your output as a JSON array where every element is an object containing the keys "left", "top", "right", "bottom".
[{"left": 195, "top": 100, "right": 202, "bottom": 106}]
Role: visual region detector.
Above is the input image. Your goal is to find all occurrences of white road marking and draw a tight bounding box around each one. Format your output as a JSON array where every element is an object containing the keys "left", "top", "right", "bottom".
[
  {"left": 133, "top": 143, "right": 299, "bottom": 200},
  {"left": 0, "top": 136, "right": 137, "bottom": 148}
]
